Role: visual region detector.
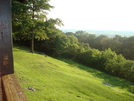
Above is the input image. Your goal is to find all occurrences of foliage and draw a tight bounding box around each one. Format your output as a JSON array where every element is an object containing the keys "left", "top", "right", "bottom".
[
  {"left": 12, "top": 0, "right": 64, "bottom": 53},
  {"left": 13, "top": 46, "right": 134, "bottom": 101},
  {"left": 14, "top": 28, "right": 134, "bottom": 83},
  {"left": 12, "top": 0, "right": 134, "bottom": 84},
  {"left": 72, "top": 31, "right": 134, "bottom": 60},
  {"left": 40, "top": 29, "right": 134, "bottom": 83}
]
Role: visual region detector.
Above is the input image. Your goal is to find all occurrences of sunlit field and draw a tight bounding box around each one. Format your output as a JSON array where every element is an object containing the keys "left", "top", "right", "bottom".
[{"left": 13, "top": 46, "right": 134, "bottom": 101}]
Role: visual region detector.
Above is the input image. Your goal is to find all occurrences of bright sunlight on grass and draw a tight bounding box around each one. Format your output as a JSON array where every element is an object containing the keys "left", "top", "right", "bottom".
[{"left": 13, "top": 46, "right": 134, "bottom": 101}]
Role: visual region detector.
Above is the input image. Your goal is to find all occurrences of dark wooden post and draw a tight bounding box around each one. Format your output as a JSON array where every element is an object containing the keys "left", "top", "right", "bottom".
[
  {"left": 0, "top": 0, "right": 14, "bottom": 76},
  {"left": 0, "top": 0, "right": 28, "bottom": 100},
  {"left": 0, "top": 0, "right": 14, "bottom": 100}
]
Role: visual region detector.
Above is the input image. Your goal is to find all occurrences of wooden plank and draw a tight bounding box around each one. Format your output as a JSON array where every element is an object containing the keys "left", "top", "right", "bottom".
[
  {"left": 2, "top": 74, "right": 28, "bottom": 101},
  {"left": 0, "top": 77, "right": 3, "bottom": 101},
  {"left": 0, "top": 0, "right": 14, "bottom": 76},
  {"left": 0, "top": 0, "right": 28, "bottom": 100},
  {"left": 1, "top": 79, "right": 7, "bottom": 101}
]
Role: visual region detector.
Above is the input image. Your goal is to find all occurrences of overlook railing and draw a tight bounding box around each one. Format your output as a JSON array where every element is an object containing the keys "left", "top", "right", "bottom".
[{"left": 0, "top": 0, "right": 28, "bottom": 100}]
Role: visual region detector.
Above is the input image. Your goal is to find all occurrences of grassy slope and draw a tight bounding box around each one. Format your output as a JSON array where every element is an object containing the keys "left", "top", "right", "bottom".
[{"left": 13, "top": 46, "right": 134, "bottom": 101}]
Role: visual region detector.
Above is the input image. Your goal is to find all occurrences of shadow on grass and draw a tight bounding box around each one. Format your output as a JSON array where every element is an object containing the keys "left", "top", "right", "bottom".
[
  {"left": 55, "top": 58, "right": 134, "bottom": 94},
  {"left": 12, "top": 45, "right": 134, "bottom": 94},
  {"left": 13, "top": 44, "right": 30, "bottom": 52},
  {"left": 13, "top": 44, "right": 49, "bottom": 57}
]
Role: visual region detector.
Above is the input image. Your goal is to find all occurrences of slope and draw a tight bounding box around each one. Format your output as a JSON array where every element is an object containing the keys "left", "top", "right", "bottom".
[{"left": 13, "top": 46, "right": 134, "bottom": 101}]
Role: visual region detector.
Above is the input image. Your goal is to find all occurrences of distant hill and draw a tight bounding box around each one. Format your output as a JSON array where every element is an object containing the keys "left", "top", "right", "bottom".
[
  {"left": 61, "top": 29, "right": 134, "bottom": 37},
  {"left": 14, "top": 46, "right": 134, "bottom": 101}
]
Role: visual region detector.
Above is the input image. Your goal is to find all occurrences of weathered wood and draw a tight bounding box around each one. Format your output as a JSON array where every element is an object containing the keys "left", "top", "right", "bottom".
[
  {"left": 1, "top": 80, "right": 7, "bottom": 101},
  {"left": 0, "top": 0, "right": 28, "bottom": 100},
  {"left": 0, "top": 77, "right": 3, "bottom": 100},
  {"left": 2, "top": 74, "right": 28, "bottom": 101},
  {"left": 0, "top": 0, "right": 14, "bottom": 76}
]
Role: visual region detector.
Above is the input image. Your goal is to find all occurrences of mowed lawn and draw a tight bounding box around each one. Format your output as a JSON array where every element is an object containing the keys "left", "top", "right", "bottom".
[{"left": 13, "top": 46, "right": 134, "bottom": 101}]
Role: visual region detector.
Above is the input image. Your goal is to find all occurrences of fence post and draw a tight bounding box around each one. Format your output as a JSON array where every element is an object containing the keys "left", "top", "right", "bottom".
[
  {"left": 0, "top": 0, "right": 28, "bottom": 100},
  {"left": 0, "top": 0, "right": 14, "bottom": 76}
]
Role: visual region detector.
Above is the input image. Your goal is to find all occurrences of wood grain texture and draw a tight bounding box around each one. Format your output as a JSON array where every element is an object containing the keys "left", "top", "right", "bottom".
[
  {"left": 0, "top": 0, "right": 14, "bottom": 76},
  {"left": 2, "top": 74, "right": 28, "bottom": 101},
  {"left": 0, "top": 77, "right": 3, "bottom": 101}
]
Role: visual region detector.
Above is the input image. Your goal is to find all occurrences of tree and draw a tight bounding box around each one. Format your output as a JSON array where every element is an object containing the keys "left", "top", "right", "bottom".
[
  {"left": 65, "top": 32, "right": 74, "bottom": 36},
  {"left": 94, "top": 35, "right": 110, "bottom": 50},
  {"left": 12, "top": 0, "right": 56, "bottom": 53},
  {"left": 74, "top": 31, "right": 89, "bottom": 43},
  {"left": 87, "top": 34, "right": 96, "bottom": 48},
  {"left": 121, "top": 36, "right": 134, "bottom": 60},
  {"left": 12, "top": 0, "right": 28, "bottom": 40},
  {"left": 26, "top": 0, "right": 54, "bottom": 53}
]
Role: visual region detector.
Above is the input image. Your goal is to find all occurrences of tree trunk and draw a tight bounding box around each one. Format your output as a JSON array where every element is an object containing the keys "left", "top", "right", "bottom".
[
  {"left": 30, "top": 1, "right": 35, "bottom": 53},
  {"left": 31, "top": 35, "right": 34, "bottom": 53}
]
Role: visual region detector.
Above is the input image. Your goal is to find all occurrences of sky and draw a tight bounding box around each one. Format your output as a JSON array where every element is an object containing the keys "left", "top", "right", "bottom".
[{"left": 48, "top": 0, "right": 134, "bottom": 31}]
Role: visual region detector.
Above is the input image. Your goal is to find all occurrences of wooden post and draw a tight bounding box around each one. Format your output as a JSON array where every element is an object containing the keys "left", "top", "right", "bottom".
[
  {"left": 2, "top": 74, "right": 28, "bottom": 101},
  {"left": 0, "top": 0, "right": 28, "bottom": 100},
  {"left": 0, "top": 0, "right": 14, "bottom": 76}
]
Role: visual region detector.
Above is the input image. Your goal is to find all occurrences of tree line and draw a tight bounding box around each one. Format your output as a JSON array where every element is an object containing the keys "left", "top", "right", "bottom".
[
  {"left": 12, "top": 0, "right": 134, "bottom": 84},
  {"left": 69, "top": 31, "right": 134, "bottom": 60},
  {"left": 35, "top": 31, "right": 134, "bottom": 83}
]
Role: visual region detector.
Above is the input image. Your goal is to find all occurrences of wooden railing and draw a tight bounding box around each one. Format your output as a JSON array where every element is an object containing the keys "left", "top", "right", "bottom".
[
  {"left": 1, "top": 74, "right": 28, "bottom": 101},
  {"left": 0, "top": 0, "right": 28, "bottom": 100}
]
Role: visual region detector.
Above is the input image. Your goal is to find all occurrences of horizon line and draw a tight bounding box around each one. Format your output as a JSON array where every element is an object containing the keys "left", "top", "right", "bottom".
[{"left": 58, "top": 28, "right": 134, "bottom": 32}]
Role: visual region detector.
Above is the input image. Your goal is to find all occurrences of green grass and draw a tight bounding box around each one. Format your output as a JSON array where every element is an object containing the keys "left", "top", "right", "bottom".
[{"left": 13, "top": 46, "right": 134, "bottom": 101}]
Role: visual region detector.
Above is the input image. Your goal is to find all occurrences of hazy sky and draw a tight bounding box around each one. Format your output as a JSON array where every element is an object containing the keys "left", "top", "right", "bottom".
[{"left": 48, "top": 0, "right": 134, "bottom": 31}]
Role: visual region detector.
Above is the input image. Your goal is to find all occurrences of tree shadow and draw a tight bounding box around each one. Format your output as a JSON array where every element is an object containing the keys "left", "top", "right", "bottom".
[
  {"left": 55, "top": 58, "right": 134, "bottom": 94},
  {"left": 13, "top": 44, "right": 30, "bottom": 52}
]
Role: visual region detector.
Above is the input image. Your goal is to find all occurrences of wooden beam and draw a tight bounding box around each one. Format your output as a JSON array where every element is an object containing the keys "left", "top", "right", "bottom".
[
  {"left": 0, "top": 0, "right": 14, "bottom": 76},
  {"left": 0, "top": 1, "right": 28, "bottom": 100},
  {"left": 2, "top": 74, "right": 28, "bottom": 101},
  {"left": 0, "top": 77, "right": 3, "bottom": 101}
]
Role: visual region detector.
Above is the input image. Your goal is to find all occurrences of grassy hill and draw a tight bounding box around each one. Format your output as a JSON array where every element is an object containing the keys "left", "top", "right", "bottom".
[{"left": 13, "top": 46, "right": 134, "bottom": 101}]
